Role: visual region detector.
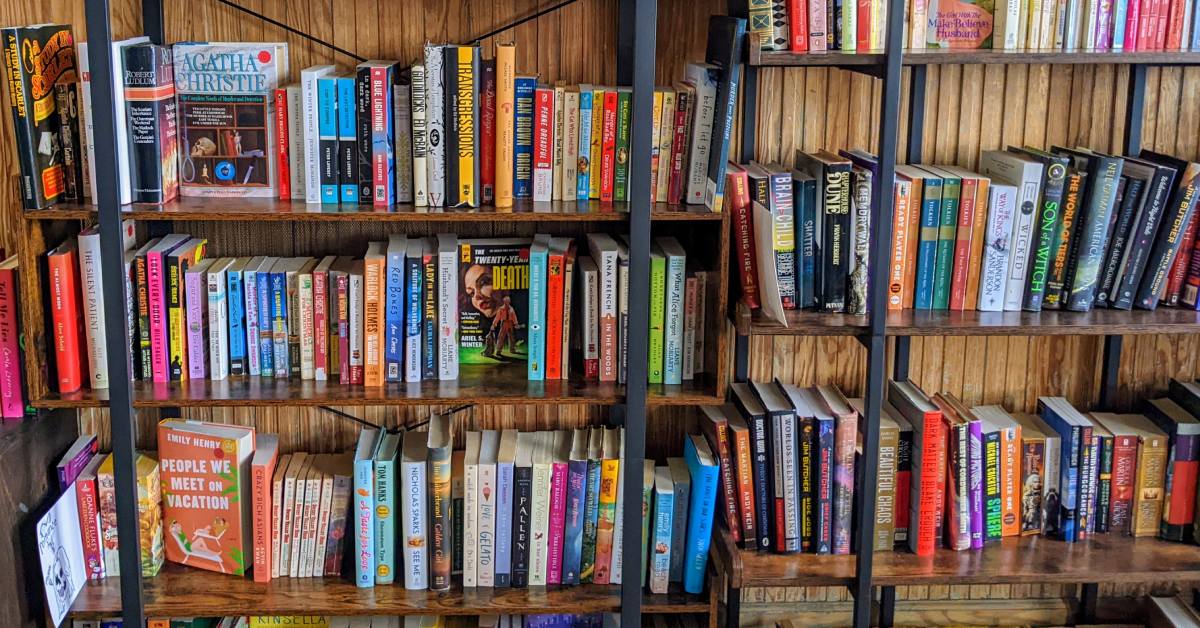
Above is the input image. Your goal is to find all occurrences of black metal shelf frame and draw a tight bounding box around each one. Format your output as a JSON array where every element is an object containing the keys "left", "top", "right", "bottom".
[
  {"left": 730, "top": 18, "right": 1179, "bottom": 628},
  {"left": 82, "top": 0, "right": 657, "bottom": 624}
]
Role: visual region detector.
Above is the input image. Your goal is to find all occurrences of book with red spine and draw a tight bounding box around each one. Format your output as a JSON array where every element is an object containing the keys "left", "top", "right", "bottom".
[
  {"left": 948, "top": 174, "right": 979, "bottom": 311},
  {"left": 600, "top": 90, "right": 618, "bottom": 203},
  {"left": 1166, "top": 0, "right": 1187, "bottom": 48},
  {"left": 857, "top": 0, "right": 872, "bottom": 50},
  {"left": 0, "top": 257, "right": 23, "bottom": 418},
  {"left": 666, "top": 87, "right": 691, "bottom": 205},
  {"left": 274, "top": 88, "right": 291, "bottom": 200},
  {"left": 545, "top": 238, "right": 568, "bottom": 380},
  {"left": 1156, "top": 0, "right": 1170, "bottom": 48},
  {"left": 700, "top": 405, "right": 742, "bottom": 545},
  {"left": 251, "top": 434, "right": 279, "bottom": 583},
  {"left": 1125, "top": 0, "right": 1142, "bottom": 49},
  {"left": 480, "top": 60, "right": 496, "bottom": 205},
  {"left": 533, "top": 86, "right": 555, "bottom": 202},
  {"left": 1164, "top": 210, "right": 1200, "bottom": 305},
  {"left": 1093, "top": 413, "right": 1140, "bottom": 533},
  {"left": 334, "top": 259, "right": 352, "bottom": 385},
  {"left": 888, "top": 380, "right": 944, "bottom": 557},
  {"left": 727, "top": 163, "right": 761, "bottom": 309},
  {"left": 47, "top": 242, "right": 85, "bottom": 393},
  {"left": 727, "top": 412, "right": 757, "bottom": 547},
  {"left": 788, "top": 0, "right": 810, "bottom": 51},
  {"left": 76, "top": 454, "right": 105, "bottom": 580}
]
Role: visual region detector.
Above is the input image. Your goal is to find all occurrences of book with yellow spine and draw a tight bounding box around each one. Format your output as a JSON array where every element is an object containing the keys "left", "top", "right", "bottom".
[
  {"left": 453, "top": 46, "right": 480, "bottom": 208},
  {"left": 592, "top": 427, "right": 621, "bottom": 584},
  {"left": 649, "top": 90, "right": 664, "bottom": 203},
  {"left": 363, "top": 242, "right": 385, "bottom": 387},
  {"left": 588, "top": 87, "right": 605, "bottom": 199},
  {"left": 495, "top": 43, "right": 516, "bottom": 208}
]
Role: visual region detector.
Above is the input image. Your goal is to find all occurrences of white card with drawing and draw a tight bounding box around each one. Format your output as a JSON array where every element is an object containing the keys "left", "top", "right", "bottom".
[{"left": 38, "top": 483, "right": 85, "bottom": 626}]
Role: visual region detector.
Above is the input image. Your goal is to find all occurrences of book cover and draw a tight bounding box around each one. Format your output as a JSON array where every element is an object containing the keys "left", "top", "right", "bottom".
[
  {"left": 683, "top": 64, "right": 718, "bottom": 205},
  {"left": 702, "top": 17, "right": 746, "bottom": 213},
  {"left": 682, "top": 433, "right": 719, "bottom": 594},
  {"left": 514, "top": 76, "right": 536, "bottom": 199},
  {"left": 889, "top": 380, "right": 945, "bottom": 556},
  {"left": 927, "top": 0, "right": 995, "bottom": 47},
  {"left": 351, "top": 429, "right": 378, "bottom": 587},
  {"left": 527, "top": 236, "right": 550, "bottom": 380},
  {"left": 122, "top": 44, "right": 179, "bottom": 204},
  {"left": 427, "top": 414, "right": 453, "bottom": 590},
  {"left": 250, "top": 434, "right": 278, "bottom": 583},
  {"left": 1134, "top": 156, "right": 1200, "bottom": 309}
]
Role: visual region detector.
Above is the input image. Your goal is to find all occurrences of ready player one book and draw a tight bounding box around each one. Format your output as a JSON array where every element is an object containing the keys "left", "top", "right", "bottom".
[{"left": 458, "top": 239, "right": 530, "bottom": 365}]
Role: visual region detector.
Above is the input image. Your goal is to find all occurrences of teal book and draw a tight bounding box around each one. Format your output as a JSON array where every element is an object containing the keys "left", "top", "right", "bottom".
[
  {"left": 926, "top": 166, "right": 960, "bottom": 310},
  {"left": 317, "top": 77, "right": 339, "bottom": 204},
  {"left": 576, "top": 87, "right": 594, "bottom": 199},
  {"left": 373, "top": 431, "right": 400, "bottom": 584},
  {"left": 352, "top": 427, "right": 381, "bottom": 587},
  {"left": 913, "top": 173, "right": 943, "bottom": 310},
  {"left": 527, "top": 234, "right": 550, "bottom": 380},
  {"left": 657, "top": 237, "right": 687, "bottom": 385},
  {"left": 336, "top": 76, "right": 358, "bottom": 203},
  {"left": 648, "top": 243, "right": 666, "bottom": 384},
  {"left": 649, "top": 466, "right": 674, "bottom": 594}
]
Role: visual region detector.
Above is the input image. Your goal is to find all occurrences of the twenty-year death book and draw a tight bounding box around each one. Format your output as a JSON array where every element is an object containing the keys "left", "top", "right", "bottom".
[{"left": 458, "top": 239, "right": 530, "bottom": 365}]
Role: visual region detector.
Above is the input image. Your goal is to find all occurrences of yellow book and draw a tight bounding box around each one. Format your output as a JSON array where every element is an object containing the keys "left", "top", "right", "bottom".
[
  {"left": 167, "top": 239, "right": 206, "bottom": 382},
  {"left": 248, "top": 618, "right": 330, "bottom": 626},
  {"left": 656, "top": 89, "right": 676, "bottom": 203},
  {"left": 588, "top": 86, "right": 605, "bottom": 199},
  {"left": 592, "top": 427, "right": 621, "bottom": 584},
  {"left": 134, "top": 454, "right": 164, "bottom": 577},
  {"left": 363, "top": 241, "right": 386, "bottom": 387},
  {"left": 495, "top": 43, "right": 516, "bottom": 208},
  {"left": 649, "top": 90, "right": 663, "bottom": 204},
  {"left": 456, "top": 46, "right": 477, "bottom": 207}
]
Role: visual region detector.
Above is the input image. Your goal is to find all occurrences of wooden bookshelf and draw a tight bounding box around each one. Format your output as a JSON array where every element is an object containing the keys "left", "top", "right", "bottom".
[
  {"left": 749, "top": 47, "right": 1200, "bottom": 67},
  {"left": 711, "top": 527, "right": 858, "bottom": 589}
]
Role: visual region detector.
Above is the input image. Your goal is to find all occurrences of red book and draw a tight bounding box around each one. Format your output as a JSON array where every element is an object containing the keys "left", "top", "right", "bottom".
[
  {"left": 948, "top": 175, "right": 979, "bottom": 311},
  {"left": 251, "top": 434, "right": 279, "bottom": 583},
  {"left": 1109, "top": 431, "right": 1139, "bottom": 533},
  {"left": 1125, "top": 0, "right": 1141, "bottom": 50},
  {"left": 1156, "top": 0, "right": 1170, "bottom": 48},
  {"left": 667, "top": 88, "right": 691, "bottom": 205},
  {"left": 480, "top": 60, "right": 497, "bottom": 205},
  {"left": 47, "top": 242, "right": 84, "bottom": 393},
  {"left": 336, "top": 265, "right": 351, "bottom": 385},
  {"left": 545, "top": 239, "right": 567, "bottom": 380},
  {"left": 890, "top": 381, "right": 944, "bottom": 557},
  {"left": 727, "top": 163, "right": 761, "bottom": 309},
  {"left": 856, "top": 0, "right": 872, "bottom": 50},
  {"left": 599, "top": 90, "right": 618, "bottom": 203},
  {"left": 727, "top": 414, "right": 758, "bottom": 546},
  {"left": 788, "top": 0, "right": 810, "bottom": 51},
  {"left": 0, "top": 258, "right": 23, "bottom": 418},
  {"left": 894, "top": 425, "right": 912, "bottom": 547},
  {"left": 274, "top": 88, "right": 290, "bottom": 200},
  {"left": 313, "top": 260, "right": 330, "bottom": 381},
  {"left": 700, "top": 406, "right": 742, "bottom": 545},
  {"left": 76, "top": 454, "right": 105, "bottom": 580},
  {"left": 1164, "top": 209, "right": 1200, "bottom": 305},
  {"left": 1166, "top": 0, "right": 1187, "bottom": 48},
  {"left": 369, "top": 66, "right": 392, "bottom": 207}
]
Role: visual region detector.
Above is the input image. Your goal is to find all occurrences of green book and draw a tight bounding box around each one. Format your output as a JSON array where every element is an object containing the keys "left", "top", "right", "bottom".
[
  {"left": 924, "top": 166, "right": 961, "bottom": 310},
  {"left": 614, "top": 88, "right": 632, "bottom": 202},
  {"left": 373, "top": 431, "right": 401, "bottom": 585},
  {"left": 648, "top": 243, "right": 667, "bottom": 384}
]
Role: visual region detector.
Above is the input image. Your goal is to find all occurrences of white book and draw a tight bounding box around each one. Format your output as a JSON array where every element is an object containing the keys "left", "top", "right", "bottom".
[
  {"left": 301, "top": 65, "right": 336, "bottom": 204},
  {"left": 437, "top": 233, "right": 459, "bottom": 380},
  {"left": 774, "top": 384, "right": 805, "bottom": 546},
  {"left": 110, "top": 36, "right": 150, "bottom": 204},
  {"left": 562, "top": 88, "right": 579, "bottom": 202},
  {"left": 243, "top": 256, "right": 268, "bottom": 378},
  {"left": 615, "top": 239, "right": 630, "bottom": 385},
  {"left": 993, "top": 0, "right": 1021, "bottom": 48},
  {"left": 312, "top": 463, "right": 335, "bottom": 577},
  {"left": 278, "top": 453, "right": 307, "bottom": 577},
  {"left": 286, "top": 83, "right": 304, "bottom": 200},
  {"left": 683, "top": 64, "right": 717, "bottom": 205},
  {"left": 299, "top": 465, "right": 322, "bottom": 577},
  {"left": 400, "top": 432, "right": 429, "bottom": 590},
  {"left": 410, "top": 65, "right": 429, "bottom": 206},
  {"left": 656, "top": 237, "right": 686, "bottom": 385},
  {"left": 586, "top": 233, "right": 619, "bottom": 382},
  {"left": 978, "top": 151, "right": 1044, "bottom": 312},
  {"left": 77, "top": 42, "right": 96, "bottom": 202},
  {"left": 529, "top": 433, "right": 553, "bottom": 586},
  {"left": 404, "top": 239, "right": 425, "bottom": 382},
  {"left": 424, "top": 45, "right": 446, "bottom": 207},
  {"left": 270, "top": 453, "right": 290, "bottom": 579},
  {"left": 978, "top": 183, "right": 1017, "bottom": 312},
  {"left": 288, "top": 461, "right": 309, "bottom": 577},
  {"left": 694, "top": 270, "right": 707, "bottom": 374},
  {"left": 77, "top": 227, "right": 107, "bottom": 389},
  {"left": 349, "top": 261, "right": 365, "bottom": 381},
  {"left": 552, "top": 86, "right": 565, "bottom": 201},
  {"left": 464, "top": 431, "right": 481, "bottom": 588},
  {"left": 207, "top": 258, "right": 235, "bottom": 380},
  {"left": 298, "top": 259, "right": 318, "bottom": 379},
  {"left": 477, "top": 430, "right": 499, "bottom": 587},
  {"left": 578, "top": 256, "right": 599, "bottom": 375},
  {"left": 394, "top": 82, "right": 414, "bottom": 204}
]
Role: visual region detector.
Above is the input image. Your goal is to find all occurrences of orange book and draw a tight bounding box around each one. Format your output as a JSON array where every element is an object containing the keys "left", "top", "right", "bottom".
[
  {"left": 495, "top": 43, "right": 516, "bottom": 208},
  {"left": 895, "top": 167, "right": 925, "bottom": 310},
  {"left": 363, "top": 242, "right": 386, "bottom": 387},
  {"left": 47, "top": 241, "right": 85, "bottom": 393},
  {"left": 158, "top": 419, "right": 256, "bottom": 575},
  {"left": 963, "top": 174, "right": 990, "bottom": 311},
  {"left": 251, "top": 434, "right": 279, "bottom": 582},
  {"left": 727, "top": 410, "right": 757, "bottom": 546},
  {"left": 545, "top": 238, "right": 568, "bottom": 380},
  {"left": 888, "top": 174, "right": 915, "bottom": 310},
  {"left": 947, "top": 170, "right": 979, "bottom": 311},
  {"left": 700, "top": 405, "right": 742, "bottom": 545}
]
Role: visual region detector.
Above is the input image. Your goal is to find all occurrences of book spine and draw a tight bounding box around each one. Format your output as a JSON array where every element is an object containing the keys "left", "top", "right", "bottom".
[
  {"left": 597, "top": 249, "right": 618, "bottom": 383},
  {"left": 931, "top": 177, "right": 960, "bottom": 310},
  {"left": 147, "top": 251, "right": 170, "bottom": 383},
  {"left": 335, "top": 75, "right": 358, "bottom": 205},
  {"left": 1136, "top": 166, "right": 1200, "bottom": 309},
  {"left": 385, "top": 249, "right": 405, "bottom": 383},
  {"left": 1024, "top": 158, "right": 1069, "bottom": 312},
  {"left": 394, "top": 82, "right": 413, "bottom": 204},
  {"left": 1109, "top": 434, "right": 1138, "bottom": 532},
  {"left": 244, "top": 269, "right": 260, "bottom": 378},
  {"left": 978, "top": 185, "right": 1015, "bottom": 311},
  {"left": 589, "top": 89, "right": 604, "bottom": 200},
  {"left": 533, "top": 87, "right": 554, "bottom": 202},
  {"left": 370, "top": 66, "right": 396, "bottom": 206},
  {"left": 348, "top": 270, "right": 364, "bottom": 384},
  {"left": 430, "top": 448, "right": 452, "bottom": 590},
  {"left": 815, "top": 417, "right": 833, "bottom": 553},
  {"left": 788, "top": 0, "right": 811, "bottom": 50},
  {"left": 437, "top": 242, "right": 458, "bottom": 380},
  {"left": 911, "top": 412, "right": 941, "bottom": 555},
  {"left": 293, "top": 269, "right": 312, "bottom": 379},
  {"left": 546, "top": 249, "right": 565, "bottom": 380},
  {"left": 97, "top": 467, "right": 120, "bottom": 577},
  {"left": 478, "top": 460, "right": 497, "bottom": 587},
  {"left": 888, "top": 179, "right": 913, "bottom": 310},
  {"left": 252, "top": 459, "right": 272, "bottom": 583},
  {"left": 580, "top": 459, "right": 601, "bottom": 582},
  {"left": 273, "top": 89, "right": 291, "bottom": 199},
  {"left": 422, "top": 252, "right": 437, "bottom": 380},
  {"left": 614, "top": 90, "right": 632, "bottom": 202},
  {"left": 404, "top": 255, "right": 423, "bottom": 382},
  {"left": 1115, "top": 168, "right": 1173, "bottom": 309},
  {"left": 667, "top": 90, "right": 690, "bottom": 206},
  {"left": 48, "top": 250, "right": 83, "bottom": 392},
  {"left": 712, "top": 424, "right": 742, "bottom": 545},
  {"left": 512, "top": 464, "right": 532, "bottom": 587},
  {"left": 1162, "top": 432, "right": 1199, "bottom": 540},
  {"left": 255, "top": 271, "right": 271, "bottom": 377},
  {"left": 455, "top": 47, "right": 479, "bottom": 207},
  {"left": 875, "top": 426, "right": 898, "bottom": 551},
  {"left": 76, "top": 476, "right": 105, "bottom": 580},
  {"left": 592, "top": 457, "right": 619, "bottom": 584},
  {"left": 562, "top": 460, "right": 586, "bottom": 585},
  {"left": 647, "top": 254, "right": 665, "bottom": 383},
  {"left": 1164, "top": 209, "right": 1199, "bottom": 305},
  {"left": 227, "top": 267, "right": 247, "bottom": 376},
  {"left": 1096, "top": 435, "right": 1114, "bottom": 533},
  {"left": 495, "top": 462, "right": 514, "bottom": 587},
  {"left": 411, "top": 65, "right": 429, "bottom": 206},
  {"left": 425, "top": 46, "right": 446, "bottom": 206},
  {"left": 0, "top": 268, "right": 21, "bottom": 418},
  {"left": 77, "top": 235, "right": 107, "bottom": 389},
  {"left": 481, "top": 61, "right": 496, "bottom": 205},
  {"left": 364, "top": 255, "right": 384, "bottom": 386},
  {"left": 514, "top": 78, "right": 535, "bottom": 199},
  {"left": 729, "top": 171, "right": 760, "bottom": 308},
  {"left": 682, "top": 275, "right": 697, "bottom": 381},
  {"left": 353, "top": 459, "right": 375, "bottom": 587},
  {"left": 547, "top": 462, "right": 568, "bottom": 585},
  {"left": 463, "top": 459, "right": 478, "bottom": 587},
  {"left": 576, "top": 91, "right": 593, "bottom": 198},
  {"left": 684, "top": 66, "right": 717, "bottom": 204},
  {"left": 702, "top": 25, "right": 744, "bottom": 213},
  {"left": 650, "top": 485, "right": 672, "bottom": 594},
  {"left": 810, "top": 0, "right": 830, "bottom": 49},
  {"left": 313, "top": 475, "right": 334, "bottom": 577},
  {"left": 662, "top": 250, "right": 686, "bottom": 385},
  {"left": 600, "top": 91, "right": 618, "bottom": 203},
  {"left": 207, "top": 266, "right": 229, "bottom": 380},
  {"left": 682, "top": 454, "right": 717, "bottom": 594},
  {"left": 1068, "top": 161, "right": 1122, "bottom": 310},
  {"left": 122, "top": 46, "right": 176, "bottom": 204},
  {"left": 495, "top": 45, "right": 515, "bottom": 208},
  {"left": 949, "top": 178, "right": 978, "bottom": 311},
  {"left": 334, "top": 272, "right": 349, "bottom": 383},
  {"left": 895, "top": 427, "right": 912, "bottom": 546},
  {"left": 649, "top": 90, "right": 665, "bottom": 202},
  {"left": 1132, "top": 435, "right": 1166, "bottom": 536},
  {"left": 822, "top": 165, "right": 852, "bottom": 312},
  {"left": 316, "top": 78, "right": 338, "bottom": 204},
  {"left": 313, "top": 268, "right": 328, "bottom": 381},
  {"left": 832, "top": 412, "right": 856, "bottom": 555}
]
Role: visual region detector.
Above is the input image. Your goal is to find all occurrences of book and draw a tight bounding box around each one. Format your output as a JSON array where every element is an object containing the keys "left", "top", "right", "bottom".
[
  {"left": 250, "top": 435, "right": 278, "bottom": 583},
  {"left": 580, "top": 427, "right": 603, "bottom": 583},
  {"left": 121, "top": 43, "right": 178, "bottom": 204},
  {"left": 592, "top": 428, "right": 620, "bottom": 584},
  {"left": 547, "top": 431, "right": 570, "bottom": 585},
  {"left": 437, "top": 234, "right": 459, "bottom": 380},
  {"left": 352, "top": 428, "right": 380, "bottom": 587},
  {"left": 527, "top": 235, "right": 550, "bottom": 381},
  {"left": 979, "top": 151, "right": 1045, "bottom": 311},
  {"left": 424, "top": 45, "right": 446, "bottom": 206},
  {"left": 699, "top": 406, "right": 742, "bottom": 545},
  {"left": 649, "top": 466, "right": 674, "bottom": 594},
  {"left": 494, "top": 44, "right": 515, "bottom": 207},
  {"left": 427, "top": 413, "right": 453, "bottom": 590},
  {"left": 818, "top": 385, "right": 858, "bottom": 554},
  {"left": 888, "top": 380, "right": 945, "bottom": 556},
  {"left": 730, "top": 383, "right": 771, "bottom": 552},
  {"left": 373, "top": 432, "right": 399, "bottom": 584},
  {"left": 336, "top": 75, "right": 357, "bottom": 204},
  {"left": 761, "top": 381, "right": 803, "bottom": 553},
  {"left": 702, "top": 17, "right": 747, "bottom": 213},
  {"left": 684, "top": 64, "right": 718, "bottom": 205},
  {"left": 682, "top": 433, "right": 719, "bottom": 594},
  {"left": 478, "top": 430, "right": 500, "bottom": 587},
  {"left": 1012, "top": 413, "right": 1055, "bottom": 536},
  {"left": 495, "top": 429, "right": 518, "bottom": 588},
  {"left": 463, "top": 431, "right": 481, "bottom": 587},
  {"left": 1145, "top": 391, "right": 1200, "bottom": 542},
  {"left": 512, "top": 432, "right": 534, "bottom": 587},
  {"left": 587, "top": 234, "right": 620, "bottom": 382},
  {"left": 514, "top": 76, "right": 536, "bottom": 199},
  {"left": 795, "top": 151, "right": 853, "bottom": 312},
  {"left": 1038, "top": 396, "right": 1093, "bottom": 542},
  {"left": 978, "top": 183, "right": 1018, "bottom": 311},
  {"left": 1134, "top": 154, "right": 1200, "bottom": 309}
]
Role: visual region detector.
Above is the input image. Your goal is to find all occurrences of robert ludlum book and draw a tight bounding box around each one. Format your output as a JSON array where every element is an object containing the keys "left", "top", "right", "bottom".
[
  {"left": 172, "top": 42, "right": 287, "bottom": 197},
  {"left": 123, "top": 43, "right": 179, "bottom": 204},
  {"left": 458, "top": 239, "right": 530, "bottom": 364}
]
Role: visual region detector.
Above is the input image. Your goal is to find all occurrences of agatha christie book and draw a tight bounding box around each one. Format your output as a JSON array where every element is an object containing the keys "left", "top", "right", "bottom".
[
  {"left": 458, "top": 239, "right": 530, "bottom": 365},
  {"left": 172, "top": 42, "right": 287, "bottom": 197}
]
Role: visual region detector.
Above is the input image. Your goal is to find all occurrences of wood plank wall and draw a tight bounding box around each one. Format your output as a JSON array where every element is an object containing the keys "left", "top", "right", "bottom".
[{"left": 4, "top": 0, "right": 1200, "bottom": 623}]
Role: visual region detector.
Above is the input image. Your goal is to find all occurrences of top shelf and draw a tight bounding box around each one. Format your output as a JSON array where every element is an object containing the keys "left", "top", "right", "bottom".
[
  {"left": 24, "top": 199, "right": 727, "bottom": 223},
  {"left": 749, "top": 47, "right": 1200, "bottom": 67}
]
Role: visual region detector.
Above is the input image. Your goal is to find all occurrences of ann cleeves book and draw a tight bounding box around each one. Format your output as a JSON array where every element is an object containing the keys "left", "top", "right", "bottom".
[
  {"left": 172, "top": 42, "right": 287, "bottom": 197},
  {"left": 157, "top": 419, "right": 256, "bottom": 575}
]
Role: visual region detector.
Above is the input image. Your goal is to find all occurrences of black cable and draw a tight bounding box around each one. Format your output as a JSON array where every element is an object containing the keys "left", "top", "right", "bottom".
[
  {"left": 467, "top": 0, "right": 584, "bottom": 45},
  {"left": 212, "top": 0, "right": 367, "bottom": 62}
]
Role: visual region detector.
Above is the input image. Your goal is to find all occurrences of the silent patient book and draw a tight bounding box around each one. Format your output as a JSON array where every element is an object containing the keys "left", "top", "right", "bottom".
[{"left": 158, "top": 419, "right": 257, "bottom": 575}]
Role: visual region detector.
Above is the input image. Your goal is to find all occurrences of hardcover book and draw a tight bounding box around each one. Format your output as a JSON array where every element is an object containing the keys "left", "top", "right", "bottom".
[{"left": 122, "top": 43, "right": 179, "bottom": 204}]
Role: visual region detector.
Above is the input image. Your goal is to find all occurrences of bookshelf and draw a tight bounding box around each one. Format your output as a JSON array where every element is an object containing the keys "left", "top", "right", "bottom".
[{"left": 728, "top": 13, "right": 1200, "bottom": 628}]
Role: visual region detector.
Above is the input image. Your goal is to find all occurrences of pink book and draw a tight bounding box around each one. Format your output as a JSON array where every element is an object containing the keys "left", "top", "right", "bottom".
[
  {"left": 336, "top": 270, "right": 350, "bottom": 385},
  {"left": 1096, "top": 0, "right": 1114, "bottom": 48},
  {"left": 146, "top": 235, "right": 188, "bottom": 383},
  {"left": 0, "top": 262, "right": 23, "bottom": 418},
  {"left": 809, "top": 0, "right": 828, "bottom": 50},
  {"left": 313, "top": 258, "right": 331, "bottom": 381},
  {"left": 1125, "top": 0, "right": 1141, "bottom": 50},
  {"left": 547, "top": 456, "right": 569, "bottom": 585},
  {"left": 185, "top": 259, "right": 210, "bottom": 380}
]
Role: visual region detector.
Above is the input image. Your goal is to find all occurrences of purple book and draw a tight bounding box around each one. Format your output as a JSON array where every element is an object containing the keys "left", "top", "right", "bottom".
[
  {"left": 546, "top": 457, "right": 568, "bottom": 585},
  {"left": 56, "top": 434, "right": 98, "bottom": 489},
  {"left": 968, "top": 418, "right": 984, "bottom": 549},
  {"left": 185, "top": 259, "right": 211, "bottom": 380},
  {"left": 324, "top": 472, "right": 352, "bottom": 576}
]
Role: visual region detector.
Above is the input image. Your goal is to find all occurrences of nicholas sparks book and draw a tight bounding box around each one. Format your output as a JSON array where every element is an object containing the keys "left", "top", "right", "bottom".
[
  {"left": 458, "top": 238, "right": 530, "bottom": 364},
  {"left": 172, "top": 42, "right": 287, "bottom": 197},
  {"left": 158, "top": 419, "right": 256, "bottom": 575}
]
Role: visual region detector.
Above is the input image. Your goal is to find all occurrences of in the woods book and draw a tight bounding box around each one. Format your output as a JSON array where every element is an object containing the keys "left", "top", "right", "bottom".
[{"left": 158, "top": 419, "right": 256, "bottom": 575}]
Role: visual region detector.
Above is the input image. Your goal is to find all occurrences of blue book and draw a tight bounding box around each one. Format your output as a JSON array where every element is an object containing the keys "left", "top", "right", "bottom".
[
  {"left": 513, "top": 76, "right": 536, "bottom": 199},
  {"left": 793, "top": 174, "right": 818, "bottom": 309},
  {"left": 1037, "top": 396, "right": 1087, "bottom": 542},
  {"left": 527, "top": 234, "right": 550, "bottom": 380},
  {"left": 317, "top": 78, "right": 340, "bottom": 204},
  {"left": 255, "top": 260, "right": 274, "bottom": 376},
  {"left": 649, "top": 466, "right": 674, "bottom": 594},
  {"left": 561, "top": 430, "right": 588, "bottom": 585},
  {"left": 814, "top": 404, "right": 835, "bottom": 554},
  {"left": 1112, "top": 0, "right": 1128, "bottom": 49},
  {"left": 682, "top": 433, "right": 719, "bottom": 594},
  {"left": 385, "top": 235, "right": 406, "bottom": 382},
  {"left": 336, "top": 76, "right": 359, "bottom": 204},
  {"left": 270, "top": 264, "right": 289, "bottom": 377},
  {"left": 352, "top": 427, "right": 381, "bottom": 587},
  {"left": 494, "top": 429, "right": 517, "bottom": 587},
  {"left": 914, "top": 177, "right": 943, "bottom": 310},
  {"left": 576, "top": 87, "right": 593, "bottom": 199},
  {"left": 1192, "top": 4, "right": 1200, "bottom": 49},
  {"left": 373, "top": 432, "right": 400, "bottom": 584},
  {"left": 702, "top": 16, "right": 746, "bottom": 212},
  {"left": 404, "top": 239, "right": 424, "bottom": 383},
  {"left": 226, "top": 260, "right": 247, "bottom": 376}
]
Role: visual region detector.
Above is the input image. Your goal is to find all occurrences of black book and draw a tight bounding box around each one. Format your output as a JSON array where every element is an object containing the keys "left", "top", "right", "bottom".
[
  {"left": 752, "top": 380, "right": 800, "bottom": 554},
  {"left": 702, "top": 16, "right": 746, "bottom": 213},
  {"left": 1053, "top": 147, "right": 1125, "bottom": 312},
  {"left": 55, "top": 80, "right": 84, "bottom": 203},
  {"left": 422, "top": 238, "right": 438, "bottom": 379},
  {"left": 1043, "top": 168, "right": 1086, "bottom": 310},
  {"left": 511, "top": 438, "right": 534, "bottom": 587},
  {"left": 1096, "top": 175, "right": 1143, "bottom": 306},
  {"left": 443, "top": 45, "right": 460, "bottom": 207},
  {"left": 1007, "top": 147, "right": 1070, "bottom": 312},
  {"left": 123, "top": 43, "right": 178, "bottom": 204},
  {"left": 1094, "top": 427, "right": 1113, "bottom": 534},
  {"left": 1133, "top": 151, "right": 1200, "bottom": 309},
  {"left": 355, "top": 63, "right": 374, "bottom": 203},
  {"left": 730, "top": 382, "right": 773, "bottom": 553},
  {"left": 1112, "top": 157, "right": 1177, "bottom": 309},
  {"left": 796, "top": 150, "right": 852, "bottom": 313}
]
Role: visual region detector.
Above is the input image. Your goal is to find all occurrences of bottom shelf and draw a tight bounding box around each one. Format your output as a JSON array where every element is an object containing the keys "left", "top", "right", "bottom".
[{"left": 70, "top": 563, "right": 712, "bottom": 618}]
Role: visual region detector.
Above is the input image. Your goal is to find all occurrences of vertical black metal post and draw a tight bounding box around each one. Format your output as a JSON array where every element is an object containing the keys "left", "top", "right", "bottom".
[
  {"left": 1079, "top": 582, "right": 1099, "bottom": 623},
  {"left": 143, "top": 0, "right": 165, "bottom": 44},
  {"left": 740, "top": 65, "right": 758, "bottom": 164},
  {"left": 892, "top": 65, "right": 926, "bottom": 383},
  {"left": 85, "top": 0, "right": 145, "bottom": 625},
  {"left": 851, "top": 0, "right": 904, "bottom": 624},
  {"left": 616, "top": 0, "right": 634, "bottom": 86},
  {"left": 735, "top": 334, "right": 749, "bottom": 381},
  {"left": 619, "top": 0, "right": 655, "bottom": 620},
  {"left": 879, "top": 583, "right": 897, "bottom": 627}
]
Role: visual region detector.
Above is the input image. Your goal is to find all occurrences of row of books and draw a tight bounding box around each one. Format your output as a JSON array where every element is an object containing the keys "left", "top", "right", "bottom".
[
  {"left": 740, "top": 0, "right": 1200, "bottom": 53},
  {"left": 76, "top": 615, "right": 607, "bottom": 628},
  {"left": 882, "top": 378, "right": 1200, "bottom": 555},
  {"left": 47, "top": 229, "right": 710, "bottom": 393},
  {"left": 4, "top": 18, "right": 748, "bottom": 214}
]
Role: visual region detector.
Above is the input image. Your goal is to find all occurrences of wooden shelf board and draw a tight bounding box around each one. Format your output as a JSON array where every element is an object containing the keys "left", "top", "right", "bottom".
[
  {"left": 69, "top": 564, "right": 709, "bottom": 618},
  {"left": 750, "top": 48, "right": 1200, "bottom": 67},
  {"left": 738, "top": 307, "right": 1200, "bottom": 337},
  {"left": 23, "top": 200, "right": 725, "bottom": 223},
  {"left": 712, "top": 526, "right": 856, "bottom": 588},
  {"left": 30, "top": 365, "right": 717, "bottom": 409}
]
